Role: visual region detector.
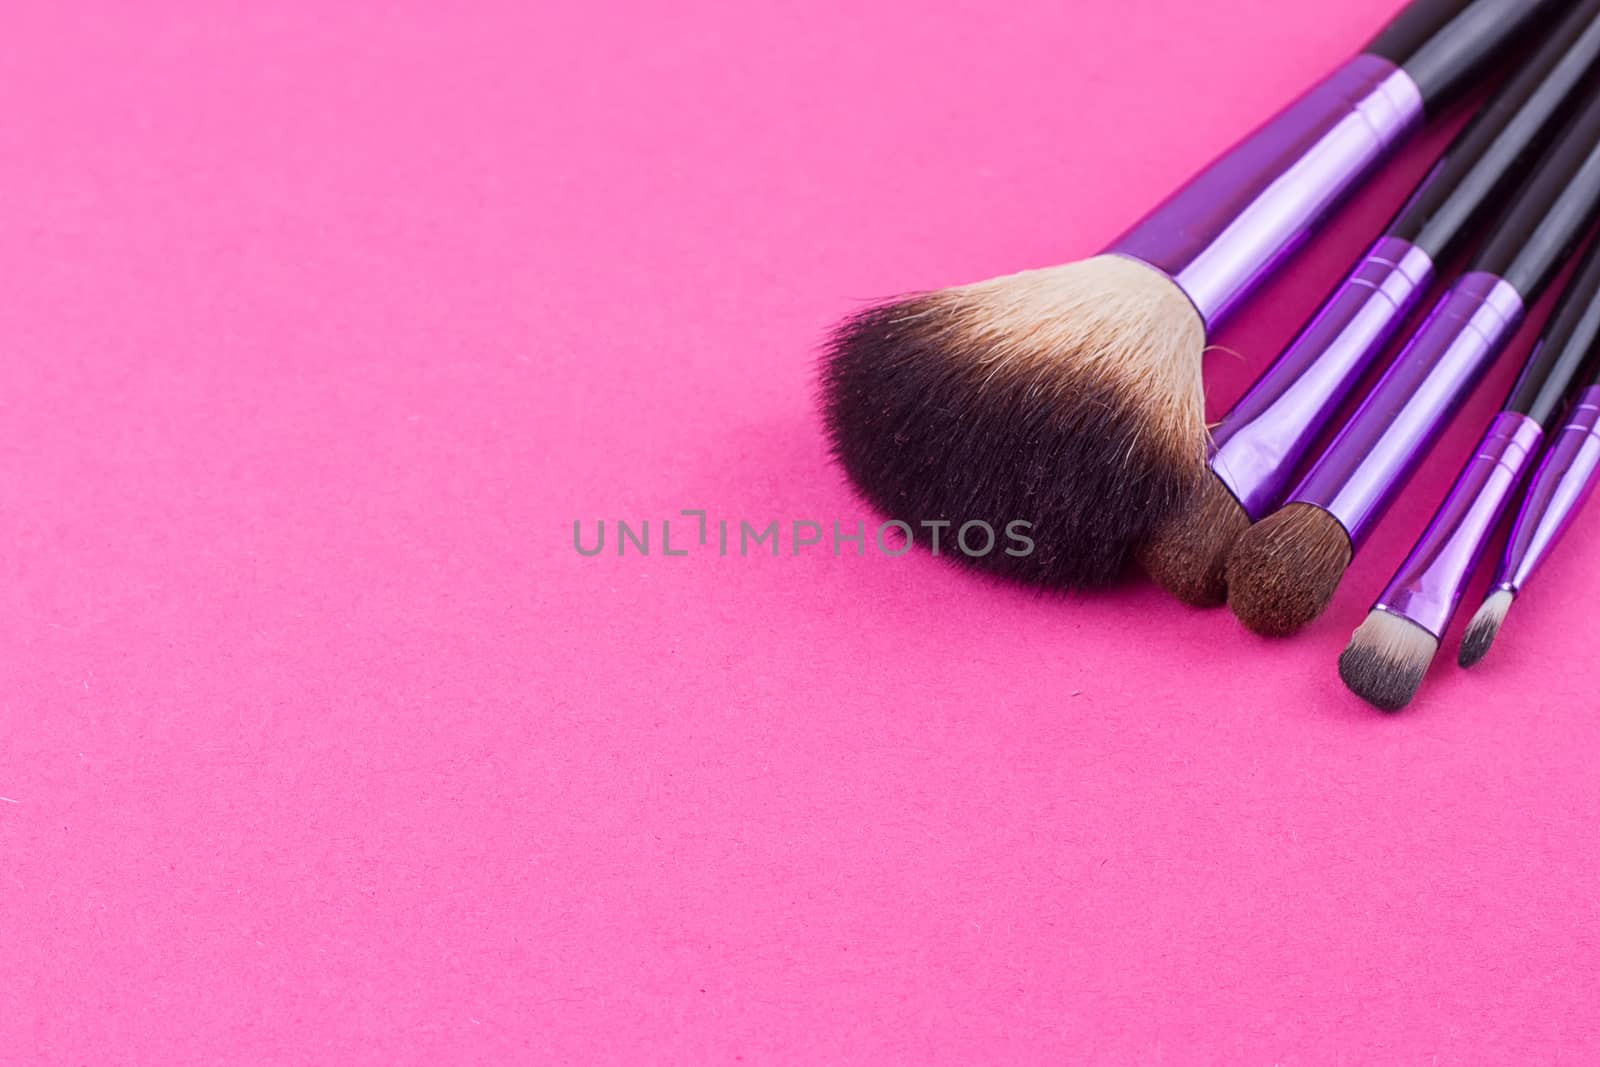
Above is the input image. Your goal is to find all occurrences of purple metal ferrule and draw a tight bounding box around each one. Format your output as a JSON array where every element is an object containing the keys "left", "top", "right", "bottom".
[
  {"left": 1373, "top": 412, "right": 1543, "bottom": 640},
  {"left": 1107, "top": 54, "right": 1424, "bottom": 329},
  {"left": 1289, "top": 272, "right": 1526, "bottom": 546},
  {"left": 1210, "top": 236, "right": 1435, "bottom": 519},
  {"left": 1492, "top": 385, "right": 1600, "bottom": 594}
]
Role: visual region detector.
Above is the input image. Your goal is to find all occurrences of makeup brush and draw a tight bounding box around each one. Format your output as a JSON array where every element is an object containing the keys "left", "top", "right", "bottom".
[
  {"left": 1139, "top": 0, "right": 1600, "bottom": 607},
  {"left": 1229, "top": 83, "right": 1600, "bottom": 637},
  {"left": 1459, "top": 261, "right": 1600, "bottom": 667},
  {"left": 821, "top": 0, "right": 1556, "bottom": 589},
  {"left": 1341, "top": 234, "right": 1600, "bottom": 709}
]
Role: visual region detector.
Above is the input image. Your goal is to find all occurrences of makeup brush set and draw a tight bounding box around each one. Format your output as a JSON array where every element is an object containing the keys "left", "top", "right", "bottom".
[{"left": 820, "top": 0, "right": 1600, "bottom": 710}]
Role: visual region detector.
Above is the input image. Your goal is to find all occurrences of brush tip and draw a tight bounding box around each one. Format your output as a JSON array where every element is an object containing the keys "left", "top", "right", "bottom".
[
  {"left": 1459, "top": 589, "right": 1515, "bottom": 669},
  {"left": 1135, "top": 472, "right": 1249, "bottom": 607},
  {"left": 1225, "top": 504, "right": 1351, "bottom": 637},
  {"left": 1338, "top": 610, "right": 1438, "bottom": 711},
  {"left": 818, "top": 256, "right": 1207, "bottom": 589}
]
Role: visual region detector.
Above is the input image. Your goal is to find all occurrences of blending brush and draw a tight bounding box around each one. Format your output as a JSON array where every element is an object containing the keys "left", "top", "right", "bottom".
[
  {"left": 1341, "top": 234, "right": 1600, "bottom": 709},
  {"left": 1139, "top": 0, "right": 1600, "bottom": 607},
  {"left": 820, "top": 0, "right": 1555, "bottom": 589},
  {"left": 1459, "top": 260, "right": 1600, "bottom": 667},
  {"left": 1228, "top": 82, "right": 1600, "bottom": 637}
]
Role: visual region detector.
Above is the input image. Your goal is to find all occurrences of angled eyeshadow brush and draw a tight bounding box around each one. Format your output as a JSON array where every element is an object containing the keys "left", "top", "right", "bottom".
[{"left": 821, "top": 0, "right": 1556, "bottom": 589}]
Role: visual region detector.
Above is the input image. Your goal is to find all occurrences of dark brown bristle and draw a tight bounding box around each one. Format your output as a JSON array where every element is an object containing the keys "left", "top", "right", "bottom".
[
  {"left": 1225, "top": 503, "right": 1352, "bottom": 636},
  {"left": 1338, "top": 610, "right": 1438, "bottom": 711},
  {"left": 818, "top": 258, "right": 1208, "bottom": 590},
  {"left": 1134, "top": 471, "right": 1249, "bottom": 607}
]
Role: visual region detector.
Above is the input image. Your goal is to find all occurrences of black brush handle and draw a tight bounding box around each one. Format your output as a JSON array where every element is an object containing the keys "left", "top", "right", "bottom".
[
  {"left": 1504, "top": 233, "right": 1600, "bottom": 424},
  {"left": 1365, "top": 0, "right": 1571, "bottom": 113},
  {"left": 1390, "top": 0, "right": 1600, "bottom": 262},
  {"left": 1473, "top": 87, "right": 1600, "bottom": 301}
]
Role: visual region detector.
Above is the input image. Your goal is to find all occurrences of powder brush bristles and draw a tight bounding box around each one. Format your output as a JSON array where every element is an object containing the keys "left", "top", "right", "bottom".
[
  {"left": 1225, "top": 503, "right": 1352, "bottom": 636},
  {"left": 821, "top": 255, "right": 1207, "bottom": 588},
  {"left": 1459, "top": 589, "right": 1516, "bottom": 667},
  {"left": 1135, "top": 471, "right": 1250, "bottom": 607},
  {"left": 1339, "top": 609, "right": 1439, "bottom": 711}
]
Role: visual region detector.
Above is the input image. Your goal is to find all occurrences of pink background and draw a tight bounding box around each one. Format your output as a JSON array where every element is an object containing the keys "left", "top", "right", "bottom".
[{"left": 4, "top": 1, "right": 1598, "bottom": 1062}]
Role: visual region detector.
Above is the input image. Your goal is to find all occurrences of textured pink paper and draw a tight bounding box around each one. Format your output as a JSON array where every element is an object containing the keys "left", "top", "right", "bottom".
[{"left": 3, "top": 1, "right": 1597, "bottom": 1062}]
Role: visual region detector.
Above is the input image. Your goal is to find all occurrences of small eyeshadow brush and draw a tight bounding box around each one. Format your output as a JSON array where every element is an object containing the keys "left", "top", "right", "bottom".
[
  {"left": 1460, "top": 259, "right": 1600, "bottom": 667},
  {"left": 1341, "top": 232, "right": 1600, "bottom": 709}
]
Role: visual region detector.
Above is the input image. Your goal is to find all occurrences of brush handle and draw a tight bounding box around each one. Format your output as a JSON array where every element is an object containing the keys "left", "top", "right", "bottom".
[
  {"left": 1106, "top": 54, "right": 1421, "bottom": 328},
  {"left": 1505, "top": 234, "right": 1600, "bottom": 424},
  {"left": 1299, "top": 87, "right": 1600, "bottom": 544},
  {"left": 1288, "top": 272, "right": 1526, "bottom": 544},
  {"left": 1391, "top": 0, "right": 1600, "bottom": 262},
  {"left": 1208, "top": 5, "right": 1600, "bottom": 521},
  {"left": 1379, "top": 234, "right": 1600, "bottom": 629},
  {"left": 1473, "top": 88, "right": 1600, "bottom": 296},
  {"left": 1491, "top": 385, "right": 1600, "bottom": 593},
  {"left": 1106, "top": 0, "right": 1554, "bottom": 331},
  {"left": 1210, "top": 237, "right": 1435, "bottom": 519},
  {"left": 1366, "top": 0, "right": 1566, "bottom": 114},
  {"left": 1372, "top": 412, "right": 1543, "bottom": 638}
]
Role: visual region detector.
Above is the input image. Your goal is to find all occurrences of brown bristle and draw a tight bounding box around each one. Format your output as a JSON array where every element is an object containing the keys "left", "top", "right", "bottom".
[
  {"left": 1134, "top": 471, "right": 1249, "bottom": 607},
  {"left": 1338, "top": 610, "right": 1438, "bottom": 711},
  {"left": 1225, "top": 503, "right": 1351, "bottom": 637},
  {"left": 819, "top": 255, "right": 1207, "bottom": 589}
]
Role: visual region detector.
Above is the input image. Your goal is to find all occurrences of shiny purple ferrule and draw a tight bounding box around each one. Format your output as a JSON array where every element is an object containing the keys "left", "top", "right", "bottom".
[
  {"left": 1491, "top": 385, "right": 1600, "bottom": 594},
  {"left": 1288, "top": 272, "right": 1526, "bottom": 546},
  {"left": 1210, "top": 235, "right": 1436, "bottom": 519},
  {"left": 1372, "top": 412, "right": 1543, "bottom": 640},
  {"left": 1107, "top": 54, "right": 1424, "bottom": 329}
]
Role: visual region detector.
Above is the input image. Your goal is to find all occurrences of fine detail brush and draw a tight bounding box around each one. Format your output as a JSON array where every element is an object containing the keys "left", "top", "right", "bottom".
[
  {"left": 1460, "top": 255, "right": 1600, "bottom": 667},
  {"left": 1139, "top": 0, "right": 1600, "bottom": 606},
  {"left": 1229, "top": 82, "right": 1600, "bottom": 637},
  {"left": 820, "top": 0, "right": 1554, "bottom": 589},
  {"left": 1341, "top": 233, "right": 1600, "bottom": 710}
]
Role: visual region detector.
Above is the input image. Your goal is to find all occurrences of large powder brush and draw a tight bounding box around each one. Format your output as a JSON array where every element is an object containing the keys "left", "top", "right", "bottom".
[{"left": 821, "top": 0, "right": 1557, "bottom": 589}]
